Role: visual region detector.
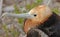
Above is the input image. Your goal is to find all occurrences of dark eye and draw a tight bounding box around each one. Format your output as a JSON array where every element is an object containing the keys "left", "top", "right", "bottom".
[{"left": 34, "top": 14, "right": 37, "bottom": 17}]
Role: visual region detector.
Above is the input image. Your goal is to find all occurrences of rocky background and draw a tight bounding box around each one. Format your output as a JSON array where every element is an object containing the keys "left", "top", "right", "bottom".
[{"left": 0, "top": 0, "right": 60, "bottom": 37}]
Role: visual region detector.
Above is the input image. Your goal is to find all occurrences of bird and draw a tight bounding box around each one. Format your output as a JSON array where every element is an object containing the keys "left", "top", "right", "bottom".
[
  {"left": 2, "top": 5, "right": 60, "bottom": 37},
  {"left": 23, "top": 5, "right": 60, "bottom": 37},
  {"left": 23, "top": 5, "right": 52, "bottom": 33}
]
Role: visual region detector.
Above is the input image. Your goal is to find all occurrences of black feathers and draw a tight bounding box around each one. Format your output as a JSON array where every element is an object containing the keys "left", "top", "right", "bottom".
[
  {"left": 27, "top": 12, "right": 60, "bottom": 37},
  {"left": 37, "top": 12, "right": 60, "bottom": 37}
]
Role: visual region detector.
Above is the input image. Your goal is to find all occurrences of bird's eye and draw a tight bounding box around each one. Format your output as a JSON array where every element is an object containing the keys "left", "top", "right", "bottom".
[{"left": 34, "top": 14, "right": 37, "bottom": 17}]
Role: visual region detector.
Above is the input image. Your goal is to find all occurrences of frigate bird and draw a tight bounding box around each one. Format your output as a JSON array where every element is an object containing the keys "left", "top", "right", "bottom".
[
  {"left": 2, "top": 5, "right": 60, "bottom": 37},
  {"left": 23, "top": 5, "right": 60, "bottom": 37}
]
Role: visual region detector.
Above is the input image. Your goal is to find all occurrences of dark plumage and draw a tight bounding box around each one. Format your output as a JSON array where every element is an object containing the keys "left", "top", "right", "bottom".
[
  {"left": 37, "top": 12, "right": 60, "bottom": 37},
  {"left": 27, "top": 12, "right": 60, "bottom": 37}
]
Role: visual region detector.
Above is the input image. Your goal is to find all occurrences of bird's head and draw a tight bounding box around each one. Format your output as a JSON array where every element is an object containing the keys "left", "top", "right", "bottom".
[
  {"left": 27, "top": 5, "right": 52, "bottom": 23},
  {"left": 24, "top": 5, "right": 52, "bottom": 33}
]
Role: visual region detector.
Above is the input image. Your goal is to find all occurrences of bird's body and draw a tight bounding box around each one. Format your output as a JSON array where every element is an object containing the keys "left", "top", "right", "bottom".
[
  {"left": 23, "top": 5, "right": 60, "bottom": 37},
  {"left": 37, "top": 13, "right": 60, "bottom": 37},
  {"left": 26, "top": 11, "right": 60, "bottom": 37}
]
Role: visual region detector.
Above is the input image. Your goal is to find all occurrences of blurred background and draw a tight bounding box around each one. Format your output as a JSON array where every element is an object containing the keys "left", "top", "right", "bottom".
[{"left": 0, "top": 0, "right": 60, "bottom": 37}]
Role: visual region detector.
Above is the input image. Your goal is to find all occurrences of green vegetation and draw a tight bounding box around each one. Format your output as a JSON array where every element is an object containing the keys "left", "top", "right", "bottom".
[
  {"left": 52, "top": 8, "right": 60, "bottom": 15},
  {"left": 2, "top": 24, "right": 20, "bottom": 37},
  {"left": 14, "top": 4, "right": 24, "bottom": 24},
  {"left": 26, "top": 0, "right": 42, "bottom": 10},
  {"left": 2, "top": 24, "right": 9, "bottom": 37}
]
